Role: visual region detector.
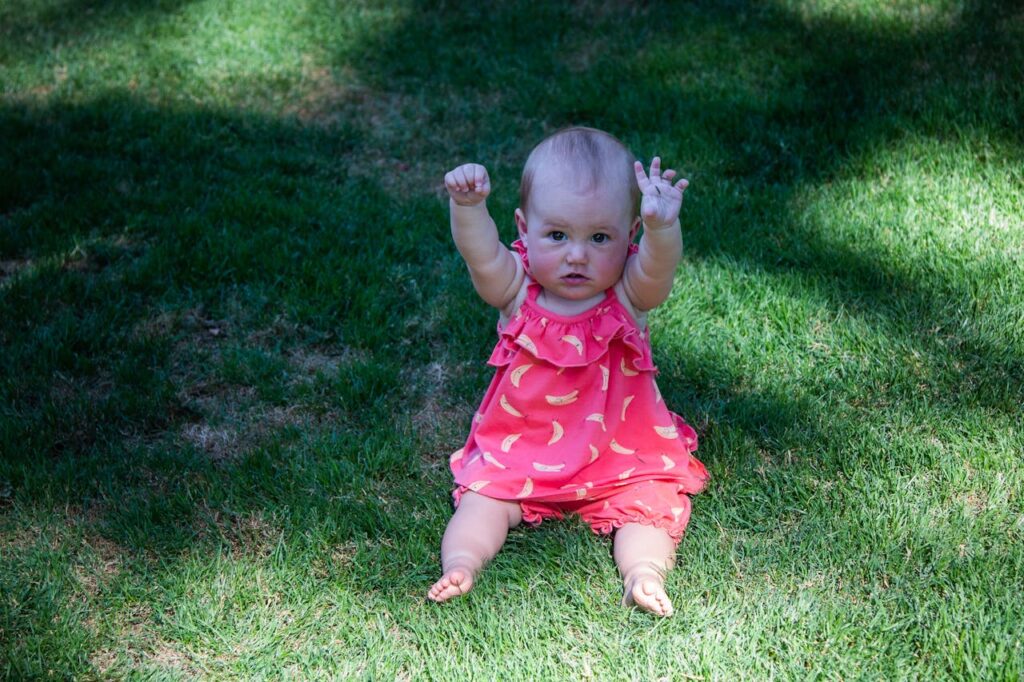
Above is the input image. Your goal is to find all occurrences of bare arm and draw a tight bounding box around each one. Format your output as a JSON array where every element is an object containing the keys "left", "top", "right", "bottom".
[
  {"left": 621, "top": 157, "right": 689, "bottom": 312},
  {"left": 445, "top": 164, "right": 523, "bottom": 310}
]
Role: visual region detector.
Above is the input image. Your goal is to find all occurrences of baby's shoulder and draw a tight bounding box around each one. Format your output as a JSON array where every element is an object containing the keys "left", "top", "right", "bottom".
[
  {"left": 613, "top": 280, "right": 647, "bottom": 329},
  {"left": 498, "top": 252, "right": 530, "bottom": 325}
]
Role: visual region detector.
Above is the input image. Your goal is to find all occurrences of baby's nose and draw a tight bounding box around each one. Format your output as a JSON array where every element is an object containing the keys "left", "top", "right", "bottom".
[{"left": 566, "top": 243, "right": 587, "bottom": 263}]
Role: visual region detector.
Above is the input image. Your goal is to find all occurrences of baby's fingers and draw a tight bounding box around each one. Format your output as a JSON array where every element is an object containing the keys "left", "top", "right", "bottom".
[
  {"left": 633, "top": 161, "right": 651, "bottom": 191},
  {"left": 444, "top": 170, "right": 461, "bottom": 192},
  {"left": 445, "top": 163, "right": 491, "bottom": 204},
  {"left": 445, "top": 168, "right": 469, "bottom": 192},
  {"left": 455, "top": 165, "right": 475, "bottom": 192},
  {"left": 649, "top": 156, "right": 662, "bottom": 181},
  {"left": 470, "top": 164, "right": 491, "bottom": 194},
  {"left": 471, "top": 166, "right": 487, "bottom": 192}
]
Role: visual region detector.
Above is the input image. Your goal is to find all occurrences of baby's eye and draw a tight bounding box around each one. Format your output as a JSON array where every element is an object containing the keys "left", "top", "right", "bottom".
[
  {"left": 549, "top": 231, "right": 567, "bottom": 242},
  {"left": 591, "top": 233, "right": 609, "bottom": 244}
]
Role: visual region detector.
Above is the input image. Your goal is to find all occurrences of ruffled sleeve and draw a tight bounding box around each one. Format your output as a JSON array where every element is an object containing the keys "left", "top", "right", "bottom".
[{"left": 511, "top": 238, "right": 531, "bottom": 275}]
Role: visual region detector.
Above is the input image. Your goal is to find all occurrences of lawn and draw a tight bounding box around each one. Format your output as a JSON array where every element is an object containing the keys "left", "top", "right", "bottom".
[{"left": 1, "top": 0, "right": 1022, "bottom": 678}]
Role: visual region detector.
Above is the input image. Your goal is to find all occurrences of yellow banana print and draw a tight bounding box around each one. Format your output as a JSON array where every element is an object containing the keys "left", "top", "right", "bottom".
[
  {"left": 618, "top": 467, "right": 636, "bottom": 480},
  {"left": 654, "top": 425, "right": 679, "bottom": 439},
  {"left": 600, "top": 364, "right": 609, "bottom": 391},
  {"left": 653, "top": 378, "right": 662, "bottom": 403},
  {"left": 589, "top": 444, "right": 600, "bottom": 463},
  {"left": 661, "top": 454, "right": 676, "bottom": 470},
  {"left": 575, "top": 488, "right": 588, "bottom": 499},
  {"left": 509, "top": 364, "right": 533, "bottom": 388},
  {"left": 620, "top": 358, "right": 639, "bottom": 377},
  {"left": 449, "top": 448, "right": 465, "bottom": 464},
  {"left": 500, "top": 433, "right": 522, "bottom": 453},
  {"left": 532, "top": 461, "right": 565, "bottom": 472},
  {"left": 515, "top": 477, "right": 534, "bottom": 498},
  {"left": 500, "top": 394, "right": 524, "bottom": 418},
  {"left": 671, "top": 506, "right": 684, "bottom": 519},
  {"left": 548, "top": 420, "right": 564, "bottom": 445},
  {"left": 468, "top": 480, "right": 490, "bottom": 492},
  {"left": 586, "top": 413, "right": 606, "bottom": 431},
  {"left": 561, "top": 334, "right": 584, "bottom": 356},
  {"left": 621, "top": 395, "right": 635, "bottom": 422},
  {"left": 609, "top": 439, "right": 635, "bottom": 455},
  {"left": 483, "top": 452, "right": 507, "bottom": 469},
  {"left": 516, "top": 334, "right": 538, "bottom": 355},
  {"left": 545, "top": 390, "right": 579, "bottom": 406}
]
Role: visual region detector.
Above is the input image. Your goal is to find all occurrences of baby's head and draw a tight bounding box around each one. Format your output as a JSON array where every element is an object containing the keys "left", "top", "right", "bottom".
[
  {"left": 515, "top": 127, "right": 641, "bottom": 301},
  {"left": 519, "top": 127, "right": 640, "bottom": 224}
]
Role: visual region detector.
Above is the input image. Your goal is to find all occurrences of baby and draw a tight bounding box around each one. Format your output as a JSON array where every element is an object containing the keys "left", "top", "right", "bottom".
[{"left": 429, "top": 127, "right": 709, "bottom": 616}]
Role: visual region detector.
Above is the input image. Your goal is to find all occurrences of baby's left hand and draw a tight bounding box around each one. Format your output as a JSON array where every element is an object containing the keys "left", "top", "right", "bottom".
[{"left": 634, "top": 157, "right": 688, "bottom": 230}]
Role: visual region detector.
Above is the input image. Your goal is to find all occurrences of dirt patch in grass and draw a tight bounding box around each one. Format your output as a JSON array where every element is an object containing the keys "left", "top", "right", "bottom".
[
  {"left": 220, "top": 510, "right": 283, "bottom": 559},
  {"left": 285, "top": 345, "right": 344, "bottom": 376},
  {"left": 410, "top": 361, "right": 448, "bottom": 435},
  {"left": 405, "top": 355, "right": 479, "bottom": 474},
  {"left": 0, "top": 258, "right": 32, "bottom": 282},
  {"left": 134, "top": 306, "right": 341, "bottom": 460},
  {"left": 282, "top": 55, "right": 525, "bottom": 195},
  {"left": 74, "top": 532, "right": 127, "bottom": 599},
  {"left": 177, "top": 387, "right": 332, "bottom": 462},
  {"left": 959, "top": 491, "right": 988, "bottom": 516},
  {"left": 147, "top": 640, "right": 201, "bottom": 675}
]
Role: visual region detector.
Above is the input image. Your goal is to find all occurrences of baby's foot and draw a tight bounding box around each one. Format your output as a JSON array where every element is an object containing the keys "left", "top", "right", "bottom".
[
  {"left": 427, "top": 566, "right": 475, "bottom": 603},
  {"left": 622, "top": 570, "right": 674, "bottom": 617}
]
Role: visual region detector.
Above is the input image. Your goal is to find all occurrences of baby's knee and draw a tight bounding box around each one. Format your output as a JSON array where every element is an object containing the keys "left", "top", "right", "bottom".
[{"left": 459, "top": 490, "right": 523, "bottom": 529}]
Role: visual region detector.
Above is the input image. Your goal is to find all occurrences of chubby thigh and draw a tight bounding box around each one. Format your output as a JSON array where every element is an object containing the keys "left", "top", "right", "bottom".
[{"left": 451, "top": 488, "right": 524, "bottom": 528}]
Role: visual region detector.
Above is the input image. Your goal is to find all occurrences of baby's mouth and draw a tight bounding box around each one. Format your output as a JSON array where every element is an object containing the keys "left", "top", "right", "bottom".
[{"left": 562, "top": 273, "right": 588, "bottom": 283}]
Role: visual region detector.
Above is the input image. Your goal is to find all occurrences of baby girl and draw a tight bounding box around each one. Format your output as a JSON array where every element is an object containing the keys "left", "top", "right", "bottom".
[{"left": 429, "top": 127, "right": 709, "bottom": 616}]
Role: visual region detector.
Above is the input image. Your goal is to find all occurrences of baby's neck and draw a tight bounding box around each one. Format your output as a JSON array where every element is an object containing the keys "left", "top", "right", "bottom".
[{"left": 536, "top": 288, "right": 606, "bottom": 317}]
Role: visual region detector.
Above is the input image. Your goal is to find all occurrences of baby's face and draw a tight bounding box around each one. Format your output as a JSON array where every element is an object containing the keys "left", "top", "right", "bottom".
[{"left": 516, "top": 163, "right": 638, "bottom": 305}]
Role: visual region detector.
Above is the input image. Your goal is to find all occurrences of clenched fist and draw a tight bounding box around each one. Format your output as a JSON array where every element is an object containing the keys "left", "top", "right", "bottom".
[{"left": 445, "top": 163, "right": 491, "bottom": 206}]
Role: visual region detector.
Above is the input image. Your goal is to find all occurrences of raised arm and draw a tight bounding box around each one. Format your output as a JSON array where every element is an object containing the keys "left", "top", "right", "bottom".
[
  {"left": 621, "top": 157, "right": 689, "bottom": 312},
  {"left": 445, "top": 163, "right": 523, "bottom": 311}
]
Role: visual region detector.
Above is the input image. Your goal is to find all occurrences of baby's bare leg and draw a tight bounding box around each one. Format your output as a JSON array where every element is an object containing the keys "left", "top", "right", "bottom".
[
  {"left": 428, "top": 491, "right": 522, "bottom": 603},
  {"left": 613, "top": 523, "right": 677, "bottom": 617}
]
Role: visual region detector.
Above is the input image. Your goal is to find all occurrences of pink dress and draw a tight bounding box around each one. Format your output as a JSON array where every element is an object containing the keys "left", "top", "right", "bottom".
[{"left": 450, "top": 241, "right": 709, "bottom": 543}]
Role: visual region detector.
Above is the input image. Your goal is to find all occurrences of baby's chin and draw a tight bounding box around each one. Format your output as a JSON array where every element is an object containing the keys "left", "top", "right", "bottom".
[{"left": 540, "top": 277, "right": 617, "bottom": 300}]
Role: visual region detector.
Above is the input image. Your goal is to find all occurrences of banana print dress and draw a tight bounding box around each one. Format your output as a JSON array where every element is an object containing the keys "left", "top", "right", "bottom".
[{"left": 450, "top": 240, "right": 709, "bottom": 543}]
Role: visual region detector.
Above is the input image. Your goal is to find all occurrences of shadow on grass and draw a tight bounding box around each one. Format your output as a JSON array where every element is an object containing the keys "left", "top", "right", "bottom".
[
  {"left": 0, "top": 0, "right": 1019, "bottom": 549},
  {"left": 342, "top": 0, "right": 1023, "bottom": 415},
  {"left": 1, "top": 0, "right": 1023, "bottom": 673}
]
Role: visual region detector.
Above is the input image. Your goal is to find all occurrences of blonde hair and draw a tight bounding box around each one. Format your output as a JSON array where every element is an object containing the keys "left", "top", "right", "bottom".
[{"left": 519, "top": 127, "right": 640, "bottom": 220}]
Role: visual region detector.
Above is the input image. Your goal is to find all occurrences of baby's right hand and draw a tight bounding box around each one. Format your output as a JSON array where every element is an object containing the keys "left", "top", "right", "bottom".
[{"left": 445, "top": 163, "right": 491, "bottom": 206}]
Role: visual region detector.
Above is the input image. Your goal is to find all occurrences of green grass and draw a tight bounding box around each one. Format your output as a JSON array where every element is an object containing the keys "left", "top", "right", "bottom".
[{"left": 2, "top": 0, "right": 1023, "bottom": 678}]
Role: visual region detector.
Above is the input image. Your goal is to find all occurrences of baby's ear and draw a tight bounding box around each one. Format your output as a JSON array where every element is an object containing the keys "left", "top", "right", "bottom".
[
  {"left": 515, "top": 209, "right": 528, "bottom": 239},
  {"left": 629, "top": 216, "right": 641, "bottom": 242}
]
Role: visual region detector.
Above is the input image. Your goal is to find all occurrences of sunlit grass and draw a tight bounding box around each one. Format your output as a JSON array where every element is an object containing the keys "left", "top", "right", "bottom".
[{"left": 2, "top": 0, "right": 1023, "bottom": 678}]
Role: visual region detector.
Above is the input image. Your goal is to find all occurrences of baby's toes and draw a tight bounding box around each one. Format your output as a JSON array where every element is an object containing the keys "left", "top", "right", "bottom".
[
  {"left": 632, "top": 579, "right": 674, "bottom": 617},
  {"left": 427, "top": 569, "right": 474, "bottom": 603}
]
